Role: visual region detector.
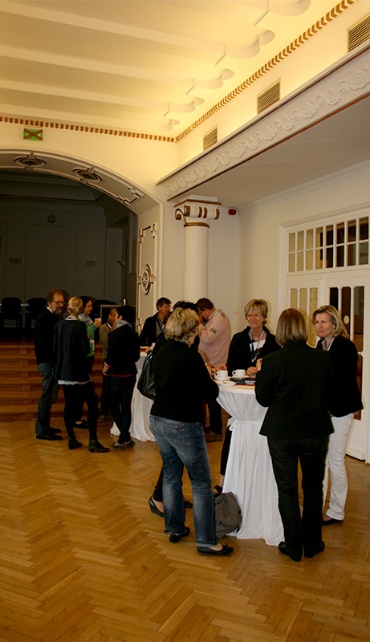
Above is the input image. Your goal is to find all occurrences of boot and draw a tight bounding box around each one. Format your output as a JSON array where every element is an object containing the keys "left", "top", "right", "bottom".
[{"left": 88, "top": 439, "right": 110, "bottom": 453}]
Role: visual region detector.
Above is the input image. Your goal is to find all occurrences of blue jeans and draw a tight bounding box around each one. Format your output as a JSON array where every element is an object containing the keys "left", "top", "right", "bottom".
[
  {"left": 268, "top": 436, "right": 328, "bottom": 556},
  {"left": 149, "top": 415, "right": 218, "bottom": 547},
  {"left": 35, "top": 363, "right": 59, "bottom": 436}
]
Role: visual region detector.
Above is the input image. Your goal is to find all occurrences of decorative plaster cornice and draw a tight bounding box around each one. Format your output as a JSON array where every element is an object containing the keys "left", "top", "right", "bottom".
[
  {"left": 175, "top": 0, "right": 356, "bottom": 142},
  {"left": 0, "top": 116, "right": 175, "bottom": 143},
  {"left": 158, "top": 45, "right": 370, "bottom": 201}
]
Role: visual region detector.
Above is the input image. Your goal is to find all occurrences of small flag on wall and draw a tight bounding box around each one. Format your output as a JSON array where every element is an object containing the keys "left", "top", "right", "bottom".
[{"left": 23, "top": 128, "right": 43, "bottom": 141}]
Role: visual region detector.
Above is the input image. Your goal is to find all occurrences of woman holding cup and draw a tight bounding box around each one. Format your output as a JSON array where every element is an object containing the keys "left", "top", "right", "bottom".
[
  {"left": 214, "top": 299, "right": 280, "bottom": 495},
  {"left": 226, "top": 299, "right": 279, "bottom": 377}
]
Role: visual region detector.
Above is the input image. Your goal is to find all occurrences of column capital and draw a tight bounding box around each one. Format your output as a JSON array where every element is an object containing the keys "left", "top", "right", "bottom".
[{"left": 174, "top": 196, "right": 221, "bottom": 223}]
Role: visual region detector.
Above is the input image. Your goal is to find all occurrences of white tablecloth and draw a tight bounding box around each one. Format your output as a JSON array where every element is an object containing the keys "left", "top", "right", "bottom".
[
  {"left": 110, "top": 352, "right": 154, "bottom": 441},
  {"left": 217, "top": 384, "right": 283, "bottom": 546}
]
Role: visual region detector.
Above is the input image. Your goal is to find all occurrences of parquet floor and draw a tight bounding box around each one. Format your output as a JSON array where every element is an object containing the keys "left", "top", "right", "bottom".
[{"left": 0, "top": 419, "right": 369, "bottom": 642}]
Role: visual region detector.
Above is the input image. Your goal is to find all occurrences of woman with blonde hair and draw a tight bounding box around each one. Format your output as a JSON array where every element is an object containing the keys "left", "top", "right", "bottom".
[
  {"left": 255, "top": 308, "right": 335, "bottom": 561},
  {"left": 150, "top": 307, "right": 233, "bottom": 556},
  {"left": 54, "top": 296, "right": 109, "bottom": 452},
  {"left": 312, "top": 305, "right": 362, "bottom": 525}
]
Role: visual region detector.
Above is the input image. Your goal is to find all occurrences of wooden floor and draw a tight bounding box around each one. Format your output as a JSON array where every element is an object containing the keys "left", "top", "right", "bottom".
[{"left": 0, "top": 418, "right": 369, "bottom": 642}]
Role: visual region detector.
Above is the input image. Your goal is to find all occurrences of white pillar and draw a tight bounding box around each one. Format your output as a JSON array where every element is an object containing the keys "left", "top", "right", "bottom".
[
  {"left": 174, "top": 197, "right": 221, "bottom": 302},
  {"left": 183, "top": 221, "right": 209, "bottom": 300}
]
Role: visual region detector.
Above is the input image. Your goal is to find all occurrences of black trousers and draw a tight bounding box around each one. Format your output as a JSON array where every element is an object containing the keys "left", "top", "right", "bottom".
[
  {"left": 267, "top": 435, "right": 328, "bottom": 556},
  {"left": 109, "top": 375, "right": 136, "bottom": 443},
  {"left": 63, "top": 382, "right": 98, "bottom": 440}
]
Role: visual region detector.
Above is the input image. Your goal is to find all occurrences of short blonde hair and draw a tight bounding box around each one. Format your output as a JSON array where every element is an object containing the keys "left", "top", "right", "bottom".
[
  {"left": 312, "top": 305, "right": 349, "bottom": 338},
  {"left": 244, "top": 299, "right": 268, "bottom": 323},
  {"left": 276, "top": 308, "right": 308, "bottom": 346},
  {"left": 67, "top": 296, "right": 83, "bottom": 317},
  {"left": 164, "top": 307, "right": 199, "bottom": 345}
]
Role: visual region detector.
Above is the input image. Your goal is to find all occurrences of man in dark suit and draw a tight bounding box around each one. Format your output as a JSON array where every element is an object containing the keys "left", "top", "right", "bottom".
[
  {"left": 139, "top": 297, "right": 171, "bottom": 346},
  {"left": 34, "top": 289, "right": 65, "bottom": 441}
]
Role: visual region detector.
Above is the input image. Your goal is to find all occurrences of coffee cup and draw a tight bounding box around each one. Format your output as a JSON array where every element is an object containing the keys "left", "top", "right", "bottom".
[
  {"left": 232, "top": 369, "right": 245, "bottom": 379},
  {"left": 215, "top": 370, "right": 229, "bottom": 381}
]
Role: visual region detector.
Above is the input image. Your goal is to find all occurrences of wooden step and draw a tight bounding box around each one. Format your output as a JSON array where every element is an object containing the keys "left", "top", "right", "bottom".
[{"left": 0, "top": 340, "right": 104, "bottom": 420}]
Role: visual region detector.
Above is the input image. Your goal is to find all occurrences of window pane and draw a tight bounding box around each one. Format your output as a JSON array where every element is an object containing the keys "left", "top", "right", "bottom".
[
  {"left": 354, "top": 286, "right": 364, "bottom": 352},
  {"left": 299, "top": 288, "right": 307, "bottom": 313},
  {"left": 297, "top": 251, "right": 304, "bottom": 271},
  {"left": 348, "top": 220, "right": 356, "bottom": 242},
  {"left": 297, "top": 231, "right": 304, "bottom": 252},
  {"left": 315, "top": 248, "right": 323, "bottom": 269},
  {"left": 326, "top": 225, "right": 333, "bottom": 247},
  {"left": 306, "top": 229, "right": 313, "bottom": 249},
  {"left": 336, "top": 245, "right": 344, "bottom": 267},
  {"left": 360, "top": 217, "right": 368, "bottom": 241},
  {"left": 348, "top": 244, "right": 356, "bottom": 266},
  {"left": 329, "top": 287, "right": 339, "bottom": 310},
  {"left": 315, "top": 227, "right": 323, "bottom": 248},
  {"left": 342, "top": 287, "right": 351, "bottom": 336},
  {"left": 290, "top": 289, "right": 298, "bottom": 309},
  {"left": 306, "top": 249, "right": 313, "bottom": 271},
  {"left": 289, "top": 233, "right": 295, "bottom": 252},
  {"left": 359, "top": 241, "right": 368, "bottom": 265},
  {"left": 326, "top": 247, "right": 333, "bottom": 268},
  {"left": 288, "top": 253, "right": 295, "bottom": 272},
  {"left": 336, "top": 223, "right": 345, "bottom": 245}
]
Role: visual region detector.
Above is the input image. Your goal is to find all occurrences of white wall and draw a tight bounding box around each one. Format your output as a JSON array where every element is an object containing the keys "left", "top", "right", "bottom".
[{"left": 237, "top": 161, "right": 370, "bottom": 332}]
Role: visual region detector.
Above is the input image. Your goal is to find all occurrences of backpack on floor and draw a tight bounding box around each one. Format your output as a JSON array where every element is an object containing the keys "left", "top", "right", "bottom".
[{"left": 215, "top": 492, "right": 242, "bottom": 537}]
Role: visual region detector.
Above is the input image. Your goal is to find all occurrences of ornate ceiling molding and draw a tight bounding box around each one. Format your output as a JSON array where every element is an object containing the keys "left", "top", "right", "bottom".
[
  {"left": 176, "top": 0, "right": 356, "bottom": 141},
  {"left": 158, "top": 44, "right": 370, "bottom": 201},
  {"left": 0, "top": 116, "right": 175, "bottom": 143}
]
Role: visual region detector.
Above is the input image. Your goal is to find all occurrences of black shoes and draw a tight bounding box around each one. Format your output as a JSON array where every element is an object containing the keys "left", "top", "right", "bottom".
[
  {"left": 49, "top": 427, "right": 62, "bottom": 434},
  {"left": 278, "top": 540, "right": 325, "bottom": 561},
  {"left": 278, "top": 541, "right": 302, "bottom": 562},
  {"left": 304, "top": 541, "right": 325, "bottom": 559},
  {"left": 169, "top": 527, "right": 190, "bottom": 543},
  {"left": 36, "top": 432, "right": 63, "bottom": 441},
  {"left": 148, "top": 496, "right": 164, "bottom": 518},
  {"left": 197, "top": 545, "right": 234, "bottom": 556},
  {"left": 88, "top": 439, "right": 110, "bottom": 453},
  {"left": 111, "top": 439, "right": 135, "bottom": 450},
  {"left": 68, "top": 437, "right": 82, "bottom": 450}
]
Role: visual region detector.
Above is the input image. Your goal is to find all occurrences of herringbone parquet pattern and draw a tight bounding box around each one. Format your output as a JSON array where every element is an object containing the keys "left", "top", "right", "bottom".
[{"left": 0, "top": 419, "right": 369, "bottom": 642}]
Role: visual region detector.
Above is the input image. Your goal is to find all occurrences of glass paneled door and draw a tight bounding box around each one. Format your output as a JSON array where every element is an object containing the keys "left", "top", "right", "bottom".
[{"left": 286, "top": 275, "right": 369, "bottom": 462}]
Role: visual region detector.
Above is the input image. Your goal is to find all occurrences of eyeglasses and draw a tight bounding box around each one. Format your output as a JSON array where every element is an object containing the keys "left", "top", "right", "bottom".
[{"left": 246, "top": 313, "right": 262, "bottom": 318}]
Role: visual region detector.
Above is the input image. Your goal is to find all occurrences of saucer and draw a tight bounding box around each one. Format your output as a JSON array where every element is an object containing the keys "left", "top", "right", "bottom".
[{"left": 220, "top": 380, "right": 236, "bottom": 386}]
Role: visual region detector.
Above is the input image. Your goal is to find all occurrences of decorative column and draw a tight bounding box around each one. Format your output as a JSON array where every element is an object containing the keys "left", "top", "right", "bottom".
[{"left": 174, "top": 197, "right": 220, "bottom": 301}]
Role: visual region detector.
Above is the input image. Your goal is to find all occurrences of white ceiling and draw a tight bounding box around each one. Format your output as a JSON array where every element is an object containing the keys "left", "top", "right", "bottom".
[
  {"left": 0, "top": 0, "right": 369, "bottom": 213},
  {"left": 0, "top": 0, "right": 346, "bottom": 136}
]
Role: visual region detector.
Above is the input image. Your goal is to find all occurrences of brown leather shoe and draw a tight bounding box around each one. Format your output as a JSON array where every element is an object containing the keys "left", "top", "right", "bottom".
[{"left": 205, "top": 431, "right": 222, "bottom": 443}]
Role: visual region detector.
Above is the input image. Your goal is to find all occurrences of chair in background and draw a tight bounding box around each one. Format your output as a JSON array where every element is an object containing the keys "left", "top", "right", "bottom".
[
  {"left": 92, "top": 299, "right": 116, "bottom": 323},
  {"left": 25, "top": 297, "right": 46, "bottom": 330},
  {"left": 0, "top": 296, "right": 23, "bottom": 329}
]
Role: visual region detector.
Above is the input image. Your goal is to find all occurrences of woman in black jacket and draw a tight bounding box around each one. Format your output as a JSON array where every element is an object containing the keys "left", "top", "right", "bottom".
[
  {"left": 313, "top": 305, "right": 363, "bottom": 525},
  {"left": 103, "top": 305, "right": 140, "bottom": 450},
  {"left": 214, "top": 299, "right": 280, "bottom": 494},
  {"left": 255, "top": 308, "right": 335, "bottom": 562},
  {"left": 150, "top": 307, "right": 233, "bottom": 556},
  {"left": 55, "top": 297, "right": 109, "bottom": 453}
]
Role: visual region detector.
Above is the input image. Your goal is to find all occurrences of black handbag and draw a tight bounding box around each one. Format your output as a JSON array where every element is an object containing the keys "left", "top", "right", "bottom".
[{"left": 137, "top": 350, "right": 156, "bottom": 400}]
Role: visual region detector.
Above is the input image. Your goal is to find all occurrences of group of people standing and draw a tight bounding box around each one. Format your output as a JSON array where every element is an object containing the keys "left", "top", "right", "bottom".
[
  {"left": 34, "top": 291, "right": 141, "bottom": 453},
  {"left": 34, "top": 290, "right": 362, "bottom": 561},
  {"left": 146, "top": 297, "right": 362, "bottom": 562}
]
